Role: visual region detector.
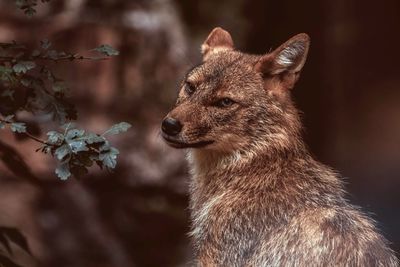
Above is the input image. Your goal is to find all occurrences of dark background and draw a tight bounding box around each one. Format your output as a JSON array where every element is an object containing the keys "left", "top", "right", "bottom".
[{"left": 0, "top": 0, "right": 399, "bottom": 266}]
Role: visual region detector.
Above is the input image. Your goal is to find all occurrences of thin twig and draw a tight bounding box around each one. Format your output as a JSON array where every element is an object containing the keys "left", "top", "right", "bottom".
[
  {"left": 23, "top": 131, "right": 48, "bottom": 145},
  {"left": 49, "top": 55, "right": 109, "bottom": 61},
  {"left": 0, "top": 118, "right": 49, "bottom": 145},
  {"left": 0, "top": 55, "right": 109, "bottom": 62}
]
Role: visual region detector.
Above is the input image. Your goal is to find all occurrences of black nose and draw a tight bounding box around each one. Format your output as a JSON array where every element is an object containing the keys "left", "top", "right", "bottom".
[{"left": 162, "top": 117, "right": 182, "bottom": 136}]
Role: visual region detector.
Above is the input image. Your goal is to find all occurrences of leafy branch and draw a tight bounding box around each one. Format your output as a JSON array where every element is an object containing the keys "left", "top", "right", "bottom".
[
  {"left": 0, "top": 40, "right": 119, "bottom": 124},
  {"left": 0, "top": 1, "right": 131, "bottom": 267},
  {"left": 0, "top": 41, "right": 119, "bottom": 63},
  {"left": 1, "top": 115, "right": 131, "bottom": 180},
  {"left": 0, "top": 115, "right": 46, "bottom": 144},
  {"left": 1, "top": 2, "right": 128, "bottom": 181},
  {"left": 14, "top": 0, "right": 51, "bottom": 17}
]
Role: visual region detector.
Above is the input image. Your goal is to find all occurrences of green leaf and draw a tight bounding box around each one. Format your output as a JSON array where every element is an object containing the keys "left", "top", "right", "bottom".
[
  {"left": 103, "top": 122, "right": 131, "bottom": 136},
  {"left": 52, "top": 81, "right": 68, "bottom": 93},
  {"left": 0, "top": 66, "right": 13, "bottom": 75},
  {"left": 13, "top": 61, "right": 36, "bottom": 74},
  {"left": 0, "top": 122, "right": 5, "bottom": 129},
  {"left": 55, "top": 162, "right": 71, "bottom": 180},
  {"left": 84, "top": 133, "right": 105, "bottom": 144},
  {"left": 25, "top": 7, "right": 36, "bottom": 17},
  {"left": 10, "top": 122, "right": 26, "bottom": 133},
  {"left": 94, "top": 44, "right": 119, "bottom": 56},
  {"left": 40, "top": 145, "right": 52, "bottom": 154},
  {"left": 20, "top": 77, "right": 33, "bottom": 87},
  {"left": 4, "top": 115, "right": 14, "bottom": 122},
  {"left": 65, "top": 129, "right": 85, "bottom": 140},
  {"left": 68, "top": 140, "right": 88, "bottom": 153},
  {"left": 54, "top": 144, "right": 70, "bottom": 161},
  {"left": 15, "top": 0, "right": 26, "bottom": 8},
  {"left": 46, "top": 131, "right": 64, "bottom": 145},
  {"left": 99, "top": 147, "right": 119, "bottom": 169},
  {"left": 99, "top": 143, "right": 110, "bottom": 152},
  {"left": 40, "top": 39, "right": 51, "bottom": 50}
]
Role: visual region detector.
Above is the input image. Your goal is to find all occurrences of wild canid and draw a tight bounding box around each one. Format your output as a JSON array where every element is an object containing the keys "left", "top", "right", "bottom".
[{"left": 161, "top": 27, "right": 398, "bottom": 266}]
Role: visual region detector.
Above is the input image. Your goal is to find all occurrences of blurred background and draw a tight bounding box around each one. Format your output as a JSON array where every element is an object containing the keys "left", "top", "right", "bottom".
[{"left": 0, "top": 0, "right": 399, "bottom": 266}]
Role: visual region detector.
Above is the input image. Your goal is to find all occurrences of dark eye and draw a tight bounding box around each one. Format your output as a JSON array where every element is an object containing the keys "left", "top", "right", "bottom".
[
  {"left": 216, "top": 98, "right": 235, "bottom": 108},
  {"left": 184, "top": 81, "right": 196, "bottom": 95}
]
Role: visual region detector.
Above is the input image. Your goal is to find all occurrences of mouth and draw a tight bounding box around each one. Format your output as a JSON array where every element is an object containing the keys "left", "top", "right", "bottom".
[{"left": 162, "top": 133, "right": 214, "bottom": 149}]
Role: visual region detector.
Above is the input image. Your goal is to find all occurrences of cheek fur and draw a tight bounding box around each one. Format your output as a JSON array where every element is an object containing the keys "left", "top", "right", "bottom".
[
  {"left": 186, "top": 125, "right": 212, "bottom": 139},
  {"left": 213, "top": 107, "right": 239, "bottom": 126}
]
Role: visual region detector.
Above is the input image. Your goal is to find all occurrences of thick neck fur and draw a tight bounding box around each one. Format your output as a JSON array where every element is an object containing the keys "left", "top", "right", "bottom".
[
  {"left": 185, "top": 105, "right": 351, "bottom": 264},
  {"left": 187, "top": 108, "right": 343, "bottom": 232},
  {"left": 187, "top": 131, "right": 344, "bottom": 207}
]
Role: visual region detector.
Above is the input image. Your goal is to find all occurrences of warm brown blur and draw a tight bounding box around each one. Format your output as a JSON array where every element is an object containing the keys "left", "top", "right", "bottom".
[{"left": 0, "top": 1, "right": 399, "bottom": 266}]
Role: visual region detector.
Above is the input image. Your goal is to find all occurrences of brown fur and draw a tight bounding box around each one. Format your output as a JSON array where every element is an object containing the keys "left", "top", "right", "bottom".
[{"left": 162, "top": 27, "right": 398, "bottom": 266}]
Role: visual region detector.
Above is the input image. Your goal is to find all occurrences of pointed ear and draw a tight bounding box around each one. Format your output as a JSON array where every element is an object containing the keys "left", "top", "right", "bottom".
[
  {"left": 255, "top": 33, "right": 310, "bottom": 76},
  {"left": 201, "top": 27, "right": 234, "bottom": 60}
]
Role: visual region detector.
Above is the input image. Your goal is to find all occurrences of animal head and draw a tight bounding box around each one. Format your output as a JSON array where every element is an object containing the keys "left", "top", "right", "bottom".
[{"left": 162, "top": 27, "right": 309, "bottom": 155}]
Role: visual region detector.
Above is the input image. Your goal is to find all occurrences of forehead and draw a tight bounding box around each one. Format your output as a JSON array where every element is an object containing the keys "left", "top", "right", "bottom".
[{"left": 186, "top": 52, "right": 257, "bottom": 87}]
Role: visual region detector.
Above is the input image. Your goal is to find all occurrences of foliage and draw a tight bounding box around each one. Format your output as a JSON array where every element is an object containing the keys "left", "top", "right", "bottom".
[
  {"left": 14, "top": 0, "right": 51, "bottom": 17},
  {"left": 94, "top": 45, "right": 120, "bottom": 57},
  {"left": 0, "top": 2, "right": 132, "bottom": 266},
  {"left": 0, "top": 39, "right": 131, "bottom": 181},
  {"left": 0, "top": 0, "right": 131, "bottom": 180}
]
